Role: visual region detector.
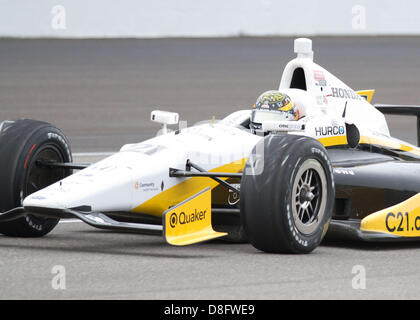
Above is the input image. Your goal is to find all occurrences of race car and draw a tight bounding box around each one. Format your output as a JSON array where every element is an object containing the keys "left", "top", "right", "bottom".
[{"left": 1, "top": 38, "right": 420, "bottom": 254}]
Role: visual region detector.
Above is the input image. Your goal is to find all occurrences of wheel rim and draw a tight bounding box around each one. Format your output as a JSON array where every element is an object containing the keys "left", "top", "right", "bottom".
[
  {"left": 291, "top": 159, "right": 327, "bottom": 235},
  {"left": 22, "top": 144, "right": 68, "bottom": 226},
  {"left": 25, "top": 145, "right": 66, "bottom": 197}
]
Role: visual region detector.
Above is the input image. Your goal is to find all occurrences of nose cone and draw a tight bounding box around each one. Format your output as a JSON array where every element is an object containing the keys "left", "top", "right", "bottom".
[{"left": 23, "top": 153, "right": 134, "bottom": 212}]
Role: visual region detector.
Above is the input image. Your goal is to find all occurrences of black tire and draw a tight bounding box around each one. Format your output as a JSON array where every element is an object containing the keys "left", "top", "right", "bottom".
[
  {"left": 221, "top": 225, "right": 248, "bottom": 243},
  {"left": 213, "top": 215, "right": 248, "bottom": 243},
  {"left": 0, "top": 119, "right": 72, "bottom": 237},
  {"left": 240, "top": 134, "right": 334, "bottom": 254}
]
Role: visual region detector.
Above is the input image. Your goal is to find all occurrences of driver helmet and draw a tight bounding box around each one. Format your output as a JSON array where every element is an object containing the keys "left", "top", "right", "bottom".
[{"left": 250, "top": 90, "right": 299, "bottom": 131}]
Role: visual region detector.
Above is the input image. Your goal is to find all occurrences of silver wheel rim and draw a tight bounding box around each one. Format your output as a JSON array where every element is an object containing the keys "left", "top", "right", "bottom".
[{"left": 291, "top": 159, "right": 327, "bottom": 235}]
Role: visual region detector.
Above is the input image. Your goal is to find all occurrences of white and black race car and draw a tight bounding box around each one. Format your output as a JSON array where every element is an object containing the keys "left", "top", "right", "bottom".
[{"left": 1, "top": 38, "right": 420, "bottom": 254}]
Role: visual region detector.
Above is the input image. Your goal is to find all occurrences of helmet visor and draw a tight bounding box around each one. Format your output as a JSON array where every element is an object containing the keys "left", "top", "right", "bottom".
[{"left": 251, "top": 109, "right": 296, "bottom": 124}]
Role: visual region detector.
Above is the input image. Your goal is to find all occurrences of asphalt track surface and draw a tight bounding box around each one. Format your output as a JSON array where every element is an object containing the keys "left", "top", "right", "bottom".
[{"left": 1, "top": 37, "right": 420, "bottom": 299}]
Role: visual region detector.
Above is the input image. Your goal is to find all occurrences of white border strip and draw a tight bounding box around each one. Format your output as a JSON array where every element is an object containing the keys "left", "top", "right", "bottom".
[
  {"left": 59, "top": 219, "right": 82, "bottom": 224},
  {"left": 73, "top": 152, "right": 116, "bottom": 157}
]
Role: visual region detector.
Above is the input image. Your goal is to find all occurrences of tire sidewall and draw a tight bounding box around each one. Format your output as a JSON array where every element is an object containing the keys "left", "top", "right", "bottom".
[
  {"left": 241, "top": 134, "right": 334, "bottom": 254},
  {"left": 274, "top": 138, "right": 334, "bottom": 253},
  {"left": 0, "top": 119, "right": 72, "bottom": 236},
  {"left": 13, "top": 126, "right": 72, "bottom": 207}
]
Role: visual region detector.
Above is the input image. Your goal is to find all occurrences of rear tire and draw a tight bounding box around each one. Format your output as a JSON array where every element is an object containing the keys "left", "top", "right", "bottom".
[
  {"left": 241, "top": 134, "right": 334, "bottom": 254},
  {"left": 0, "top": 119, "right": 72, "bottom": 237}
]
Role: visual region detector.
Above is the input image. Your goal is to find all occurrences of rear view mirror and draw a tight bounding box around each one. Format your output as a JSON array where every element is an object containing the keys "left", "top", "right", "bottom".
[{"left": 151, "top": 110, "right": 179, "bottom": 135}]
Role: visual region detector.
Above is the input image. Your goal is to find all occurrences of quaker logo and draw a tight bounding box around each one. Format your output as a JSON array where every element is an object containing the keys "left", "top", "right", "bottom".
[
  {"left": 169, "top": 209, "right": 206, "bottom": 228},
  {"left": 315, "top": 126, "right": 345, "bottom": 136},
  {"left": 331, "top": 87, "right": 361, "bottom": 100},
  {"left": 169, "top": 212, "right": 178, "bottom": 228}
]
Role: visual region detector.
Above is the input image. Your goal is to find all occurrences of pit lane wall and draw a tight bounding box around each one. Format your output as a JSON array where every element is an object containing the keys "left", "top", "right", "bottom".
[{"left": 1, "top": 0, "right": 419, "bottom": 38}]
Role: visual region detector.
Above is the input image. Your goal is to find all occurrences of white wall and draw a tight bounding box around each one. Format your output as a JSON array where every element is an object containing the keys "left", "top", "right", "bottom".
[{"left": 1, "top": 0, "right": 419, "bottom": 38}]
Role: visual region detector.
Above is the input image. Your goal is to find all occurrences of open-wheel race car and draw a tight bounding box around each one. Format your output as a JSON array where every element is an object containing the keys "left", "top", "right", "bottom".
[{"left": 2, "top": 38, "right": 420, "bottom": 254}]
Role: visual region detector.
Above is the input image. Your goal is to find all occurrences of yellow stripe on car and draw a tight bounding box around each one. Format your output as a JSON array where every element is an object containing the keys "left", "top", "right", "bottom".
[
  {"left": 318, "top": 134, "right": 420, "bottom": 158},
  {"left": 131, "top": 158, "right": 246, "bottom": 217},
  {"left": 132, "top": 135, "right": 420, "bottom": 219},
  {"left": 359, "top": 136, "right": 412, "bottom": 152},
  {"left": 317, "top": 135, "right": 348, "bottom": 147},
  {"left": 359, "top": 136, "right": 420, "bottom": 157}
]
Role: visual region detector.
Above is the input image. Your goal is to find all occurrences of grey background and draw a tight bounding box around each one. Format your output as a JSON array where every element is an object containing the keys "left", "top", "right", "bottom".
[
  {"left": 1, "top": 37, "right": 419, "bottom": 152},
  {"left": 2, "top": 0, "right": 420, "bottom": 38}
]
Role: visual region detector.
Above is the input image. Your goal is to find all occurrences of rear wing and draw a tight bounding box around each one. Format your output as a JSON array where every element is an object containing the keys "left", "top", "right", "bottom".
[
  {"left": 374, "top": 104, "right": 420, "bottom": 146},
  {"left": 356, "top": 90, "right": 375, "bottom": 103}
]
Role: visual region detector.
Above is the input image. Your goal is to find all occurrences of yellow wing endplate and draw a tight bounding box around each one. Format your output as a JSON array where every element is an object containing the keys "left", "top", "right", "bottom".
[
  {"left": 356, "top": 89, "right": 375, "bottom": 103},
  {"left": 163, "top": 187, "right": 227, "bottom": 246},
  {"left": 361, "top": 193, "right": 420, "bottom": 237}
]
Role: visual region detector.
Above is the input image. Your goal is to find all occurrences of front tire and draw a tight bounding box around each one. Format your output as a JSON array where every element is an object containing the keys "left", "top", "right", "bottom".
[
  {"left": 241, "top": 134, "right": 334, "bottom": 254},
  {"left": 0, "top": 119, "right": 72, "bottom": 237}
]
